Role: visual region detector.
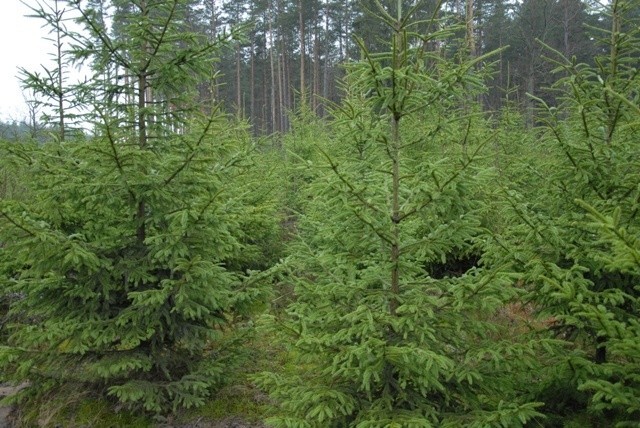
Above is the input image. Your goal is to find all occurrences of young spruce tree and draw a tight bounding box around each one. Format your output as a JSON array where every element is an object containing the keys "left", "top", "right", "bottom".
[
  {"left": 0, "top": 0, "right": 270, "bottom": 415},
  {"left": 256, "top": 1, "right": 546, "bottom": 426},
  {"left": 493, "top": 0, "right": 640, "bottom": 423}
]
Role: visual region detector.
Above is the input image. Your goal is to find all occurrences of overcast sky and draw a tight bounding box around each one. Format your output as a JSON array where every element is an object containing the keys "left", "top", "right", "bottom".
[{"left": 0, "top": 0, "right": 68, "bottom": 122}]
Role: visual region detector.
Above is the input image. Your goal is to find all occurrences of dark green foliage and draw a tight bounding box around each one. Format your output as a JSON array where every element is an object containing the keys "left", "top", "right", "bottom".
[
  {"left": 0, "top": 106, "right": 265, "bottom": 416},
  {"left": 492, "top": 0, "right": 640, "bottom": 423},
  {"left": 3, "top": 0, "right": 640, "bottom": 426},
  {"left": 0, "top": 0, "right": 275, "bottom": 415},
  {"left": 254, "top": 3, "right": 548, "bottom": 426}
]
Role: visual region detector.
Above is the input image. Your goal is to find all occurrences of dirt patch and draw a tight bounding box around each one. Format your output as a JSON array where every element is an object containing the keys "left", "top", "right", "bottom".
[
  {"left": 0, "top": 383, "right": 26, "bottom": 428},
  {"left": 175, "top": 416, "right": 266, "bottom": 428}
]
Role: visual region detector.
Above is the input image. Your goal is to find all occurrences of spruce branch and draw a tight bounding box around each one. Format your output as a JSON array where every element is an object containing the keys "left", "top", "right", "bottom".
[
  {"left": 0, "top": 211, "right": 36, "bottom": 237},
  {"left": 164, "top": 105, "right": 220, "bottom": 186}
]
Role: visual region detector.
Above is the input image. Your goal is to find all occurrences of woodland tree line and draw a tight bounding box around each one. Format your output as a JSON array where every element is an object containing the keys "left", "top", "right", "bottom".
[
  {"left": 0, "top": 0, "right": 639, "bottom": 427},
  {"left": 13, "top": 0, "right": 615, "bottom": 135},
  {"left": 191, "top": 0, "right": 611, "bottom": 132}
]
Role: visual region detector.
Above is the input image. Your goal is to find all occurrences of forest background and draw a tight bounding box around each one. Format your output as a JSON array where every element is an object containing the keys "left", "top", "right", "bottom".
[
  {"left": 0, "top": 0, "right": 639, "bottom": 427},
  {"left": 0, "top": 0, "right": 611, "bottom": 138}
]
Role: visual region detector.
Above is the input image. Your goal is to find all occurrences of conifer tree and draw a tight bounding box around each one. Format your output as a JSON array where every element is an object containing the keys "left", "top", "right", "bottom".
[
  {"left": 255, "top": 1, "right": 547, "bottom": 426},
  {"left": 19, "top": 0, "right": 79, "bottom": 140},
  {"left": 0, "top": 0, "right": 271, "bottom": 415},
  {"left": 493, "top": 0, "right": 640, "bottom": 422}
]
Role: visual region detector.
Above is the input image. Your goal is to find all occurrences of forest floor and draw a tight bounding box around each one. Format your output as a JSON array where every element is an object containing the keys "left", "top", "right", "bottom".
[
  {"left": 0, "top": 381, "right": 267, "bottom": 428},
  {"left": 0, "top": 383, "right": 23, "bottom": 428},
  {"left": 0, "top": 327, "right": 276, "bottom": 427},
  {"left": 175, "top": 417, "right": 265, "bottom": 427},
  {"left": 0, "top": 384, "right": 266, "bottom": 428}
]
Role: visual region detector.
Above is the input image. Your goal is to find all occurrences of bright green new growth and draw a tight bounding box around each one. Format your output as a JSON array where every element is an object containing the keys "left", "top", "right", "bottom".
[
  {"left": 491, "top": 0, "right": 640, "bottom": 423},
  {"left": 255, "top": 2, "right": 547, "bottom": 426},
  {"left": 3, "top": 0, "right": 640, "bottom": 425},
  {"left": 0, "top": 0, "right": 273, "bottom": 414}
]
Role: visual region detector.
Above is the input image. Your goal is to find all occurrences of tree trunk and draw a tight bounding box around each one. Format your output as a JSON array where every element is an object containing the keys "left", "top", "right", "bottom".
[
  {"left": 236, "top": 44, "right": 242, "bottom": 117},
  {"left": 54, "top": 0, "right": 65, "bottom": 141},
  {"left": 278, "top": 51, "right": 286, "bottom": 131},
  {"left": 299, "top": 0, "right": 306, "bottom": 106},
  {"left": 563, "top": 0, "right": 570, "bottom": 56},
  {"left": 268, "top": 6, "right": 277, "bottom": 134},
  {"left": 250, "top": 41, "right": 256, "bottom": 135},
  {"left": 465, "top": 0, "right": 475, "bottom": 57},
  {"left": 389, "top": 8, "right": 402, "bottom": 319},
  {"left": 322, "top": 0, "right": 330, "bottom": 113},
  {"left": 313, "top": 19, "right": 320, "bottom": 113},
  {"left": 605, "top": 0, "right": 622, "bottom": 144},
  {"left": 137, "top": 0, "right": 149, "bottom": 245},
  {"left": 210, "top": 0, "right": 219, "bottom": 101}
]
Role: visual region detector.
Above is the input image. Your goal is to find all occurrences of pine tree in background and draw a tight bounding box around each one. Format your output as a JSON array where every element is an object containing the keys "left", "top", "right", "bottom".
[
  {"left": 255, "top": 1, "right": 547, "bottom": 426},
  {"left": 492, "top": 0, "right": 640, "bottom": 423},
  {"left": 0, "top": 0, "right": 274, "bottom": 415},
  {"left": 19, "top": 0, "right": 80, "bottom": 140}
]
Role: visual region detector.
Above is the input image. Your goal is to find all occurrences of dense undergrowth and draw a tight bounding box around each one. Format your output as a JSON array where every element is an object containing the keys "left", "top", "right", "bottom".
[{"left": 1, "top": 0, "right": 639, "bottom": 426}]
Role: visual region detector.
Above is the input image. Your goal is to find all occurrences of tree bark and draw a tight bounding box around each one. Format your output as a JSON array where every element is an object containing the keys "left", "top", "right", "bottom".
[
  {"left": 236, "top": 44, "right": 242, "bottom": 117},
  {"left": 54, "top": 0, "right": 65, "bottom": 141},
  {"left": 465, "top": 0, "right": 475, "bottom": 57},
  {"left": 210, "top": 0, "right": 219, "bottom": 101},
  {"left": 250, "top": 41, "right": 256, "bottom": 135},
  {"left": 322, "top": 0, "right": 330, "bottom": 113},
  {"left": 268, "top": 5, "right": 277, "bottom": 133},
  {"left": 137, "top": 0, "right": 150, "bottom": 245},
  {"left": 313, "top": 18, "right": 320, "bottom": 113},
  {"left": 299, "top": 0, "right": 306, "bottom": 105}
]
